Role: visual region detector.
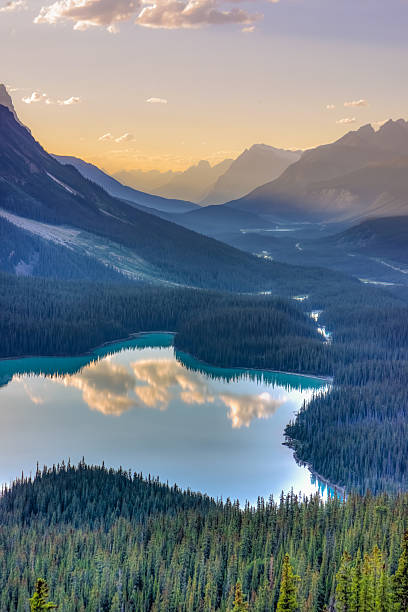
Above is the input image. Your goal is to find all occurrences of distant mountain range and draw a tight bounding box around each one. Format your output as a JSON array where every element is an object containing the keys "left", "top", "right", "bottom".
[
  {"left": 113, "top": 145, "right": 301, "bottom": 205},
  {"left": 113, "top": 159, "right": 233, "bottom": 204},
  {"left": 113, "top": 168, "right": 176, "bottom": 195},
  {"left": 54, "top": 155, "right": 198, "bottom": 214},
  {"left": 227, "top": 120, "right": 408, "bottom": 223},
  {"left": 153, "top": 158, "right": 233, "bottom": 203}
]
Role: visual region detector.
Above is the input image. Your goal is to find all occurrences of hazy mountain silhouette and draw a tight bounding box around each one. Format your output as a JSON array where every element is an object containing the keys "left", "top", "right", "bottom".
[
  {"left": 228, "top": 121, "right": 408, "bottom": 222},
  {"left": 54, "top": 155, "right": 198, "bottom": 214},
  {"left": 113, "top": 168, "right": 176, "bottom": 194},
  {"left": 202, "top": 144, "right": 301, "bottom": 205},
  {"left": 153, "top": 159, "right": 233, "bottom": 203}
]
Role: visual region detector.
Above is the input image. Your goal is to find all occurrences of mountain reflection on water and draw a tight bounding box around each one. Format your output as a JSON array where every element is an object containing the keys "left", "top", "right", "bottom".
[{"left": 0, "top": 333, "right": 335, "bottom": 502}]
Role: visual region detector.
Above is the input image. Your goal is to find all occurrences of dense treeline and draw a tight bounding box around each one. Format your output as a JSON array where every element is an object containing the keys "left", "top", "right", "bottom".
[
  {"left": 285, "top": 285, "right": 408, "bottom": 494},
  {"left": 1, "top": 463, "right": 408, "bottom": 611},
  {"left": 176, "top": 303, "right": 330, "bottom": 375},
  {"left": 0, "top": 272, "right": 325, "bottom": 375}
]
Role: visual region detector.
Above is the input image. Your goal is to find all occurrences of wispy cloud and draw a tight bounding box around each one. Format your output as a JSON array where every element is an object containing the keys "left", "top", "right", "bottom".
[
  {"left": 0, "top": 0, "right": 27, "bottom": 13},
  {"left": 22, "top": 91, "right": 48, "bottom": 104},
  {"left": 115, "top": 132, "right": 135, "bottom": 143},
  {"left": 57, "top": 96, "right": 81, "bottom": 105},
  {"left": 326, "top": 104, "right": 335, "bottom": 110},
  {"left": 22, "top": 91, "right": 81, "bottom": 106},
  {"left": 336, "top": 117, "right": 357, "bottom": 125},
  {"left": 34, "top": 0, "right": 262, "bottom": 32},
  {"left": 146, "top": 97, "right": 168, "bottom": 105},
  {"left": 344, "top": 99, "right": 368, "bottom": 108},
  {"left": 98, "top": 132, "right": 135, "bottom": 142}
]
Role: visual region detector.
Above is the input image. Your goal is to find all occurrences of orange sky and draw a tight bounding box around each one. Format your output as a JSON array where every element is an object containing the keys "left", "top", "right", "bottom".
[{"left": 2, "top": 0, "right": 407, "bottom": 172}]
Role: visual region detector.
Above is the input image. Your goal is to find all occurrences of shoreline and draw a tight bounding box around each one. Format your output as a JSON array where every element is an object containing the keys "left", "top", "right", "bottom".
[
  {"left": 175, "top": 348, "right": 333, "bottom": 384},
  {"left": 0, "top": 330, "right": 177, "bottom": 364},
  {"left": 285, "top": 443, "right": 347, "bottom": 498},
  {"left": 0, "top": 330, "right": 333, "bottom": 383}
]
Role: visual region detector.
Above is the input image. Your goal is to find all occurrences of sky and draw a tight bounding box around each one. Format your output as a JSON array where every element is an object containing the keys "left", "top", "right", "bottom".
[{"left": 1, "top": 0, "right": 408, "bottom": 172}]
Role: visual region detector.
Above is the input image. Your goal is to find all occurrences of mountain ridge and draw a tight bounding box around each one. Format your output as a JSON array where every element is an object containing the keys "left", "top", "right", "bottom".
[
  {"left": 227, "top": 120, "right": 408, "bottom": 222},
  {"left": 201, "top": 144, "right": 302, "bottom": 205}
]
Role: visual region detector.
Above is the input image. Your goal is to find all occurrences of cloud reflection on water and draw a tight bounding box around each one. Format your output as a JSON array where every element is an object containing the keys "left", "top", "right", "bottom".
[{"left": 21, "top": 356, "right": 298, "bottom": 428}]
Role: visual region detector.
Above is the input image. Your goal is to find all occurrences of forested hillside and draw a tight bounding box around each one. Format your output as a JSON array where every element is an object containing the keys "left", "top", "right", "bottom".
[{"left": 1, "top": 463, "right": 408, "bottom": 611}]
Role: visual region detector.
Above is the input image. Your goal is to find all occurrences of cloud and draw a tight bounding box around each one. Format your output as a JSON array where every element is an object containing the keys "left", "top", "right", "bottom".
[
  {"left": 344, "top": 99, "right": 368, "bottom": 108},
  {"left": 22, "top": 91, "right": 81, "bottom": 106},
  {"left": 241, "top": 24, "right": 254, "bottom": 32},
  {"left": 336, "top": 117, "right": 357, "bottom": 125},
  {"left": 115, "top": 132, "right": 135, "bottom": 143},
  {"left": 146, "top": 97, "right": 168, "bottom": 104},
  {"left": 98, "top": 132, "right": 135, "bottom": 143},
  {"left": 57, "top": 96, "right": 81, "bottom": 105},
  {"left": 326, "top": 104, "right": 335, "bottom": 110},
  {"left": 136, "top": 0, "right": 260, "bottom": 29},
  {"left": 34, "top": 0, "right": 261, "bottom": 31},
  {"left": 0, "top": 0, "right": 27, "bottom": 12},
  {"left": 22, "top": 91, "right": 48, "bottom": 104},
  {"left": 34, "top": 0, "right": 139, "bottom": 33}
]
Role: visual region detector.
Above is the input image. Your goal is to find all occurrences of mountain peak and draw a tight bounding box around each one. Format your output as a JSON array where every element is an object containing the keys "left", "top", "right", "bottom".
[
  {"left": 377, "top": 118, "right": 408, "bottom": 133},
  {"left": 0, "top": 84, "right": 20, "bottom": 123},
  {"left": 357, "top": 123, "right": 376, "bottom": 136}
]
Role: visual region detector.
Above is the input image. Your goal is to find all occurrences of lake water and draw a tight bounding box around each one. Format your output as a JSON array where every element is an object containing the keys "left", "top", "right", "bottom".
[{"left": 0, "top": 333, "right": 335, "bottom": 503}]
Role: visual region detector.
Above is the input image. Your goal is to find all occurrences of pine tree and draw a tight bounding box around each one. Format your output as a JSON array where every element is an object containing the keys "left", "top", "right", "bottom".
[
  {"left": 336, "top": 551, "right": 352, "bottom": 611},
  {"left": 232, "top": 582, "right": 249, "bottom": 612},
  {"left": 350, "top": 550, "right": 362, "bottom": 612},
  {"left": 393, "top": 531, "right": 408, "bottom": 611},
  {"left": 29, "top": 579, "right": 58, "bottom": 611},
  {"left": 277, "top": 554, "right": 299, "bottom": 612},
  {"left": 359, "top": 552, "right": 375, "bottom": 612}
]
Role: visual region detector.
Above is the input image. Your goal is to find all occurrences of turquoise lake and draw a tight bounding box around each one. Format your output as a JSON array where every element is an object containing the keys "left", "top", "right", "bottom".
[{"left": 0, "top": 333, "right": 335, "bottom": 503}]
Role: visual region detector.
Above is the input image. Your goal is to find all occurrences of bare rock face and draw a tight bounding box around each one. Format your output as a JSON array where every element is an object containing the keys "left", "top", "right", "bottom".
[{"left": 0, "top": 84, "right": 21, "bottom": 123}]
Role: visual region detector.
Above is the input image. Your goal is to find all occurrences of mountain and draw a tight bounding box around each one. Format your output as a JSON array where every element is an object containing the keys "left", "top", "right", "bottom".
[
  {"left": 54, "top": 155, "right": 198, "bottom": 214},
  {"left": 152, "top": 158, "right": 233, "bottom": 203},
  {"left": 324, "top": 215, "right": 408, "bottom": 263},
  {"left": 113, "top": 168, "right": 176, "bottom": 194},
  {"left": 0, "top": 101, "right": 280, "bottom": 290},
  {"left": 228, "top": 120, "right": 408, "bottom": 222},
  {"left": 202, "top": 144, "right": 302, "bottom": 205},
  {"left": 0, "top": 83, "right": 23, "bottom": 126}
]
